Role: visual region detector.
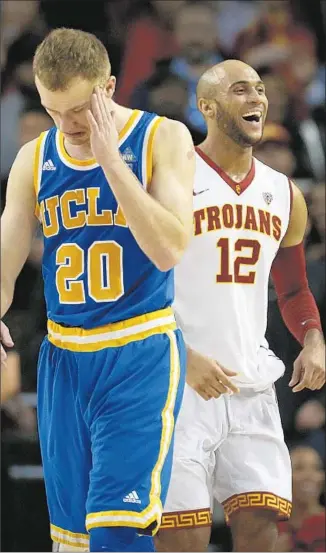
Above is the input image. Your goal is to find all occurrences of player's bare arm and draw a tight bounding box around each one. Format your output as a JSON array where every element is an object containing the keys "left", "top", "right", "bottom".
[
  {"left": 271, "top": 180, "right": 325, "bottom": 392},
  {"left": 1, "top": 140, "right": 39, "bottom": 361},
  {"left": 87, "top": 87, "right": 195, "bottom": 271}
]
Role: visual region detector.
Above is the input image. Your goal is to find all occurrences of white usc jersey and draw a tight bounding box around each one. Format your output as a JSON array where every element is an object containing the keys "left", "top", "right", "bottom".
[{"left": 174, "top": 149, "right": 292, "bottom": 389}]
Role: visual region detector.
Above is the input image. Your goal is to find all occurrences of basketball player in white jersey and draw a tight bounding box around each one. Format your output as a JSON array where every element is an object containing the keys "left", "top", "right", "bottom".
[{"left": 155, "top": 60, "right": 325, "bottom": 552}]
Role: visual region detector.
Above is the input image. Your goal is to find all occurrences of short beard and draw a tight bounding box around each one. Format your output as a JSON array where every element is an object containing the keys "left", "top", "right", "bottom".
[{"left": 215, "top": 108, "right": 261, "bottom": 148}]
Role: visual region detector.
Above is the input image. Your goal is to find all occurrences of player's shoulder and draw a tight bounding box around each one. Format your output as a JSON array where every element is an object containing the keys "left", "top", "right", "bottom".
[
  {"left": 11, "top": 138, "right": 39, "bottom": 174},
  {"left": 154, "top": 117, "right": 193, "bottom": 147},
  {"left": 253, "top": 156, "right": 288, "bottom": 180},
  {"left": 17, "top": 137, "right": 39, "bottom": 158}
]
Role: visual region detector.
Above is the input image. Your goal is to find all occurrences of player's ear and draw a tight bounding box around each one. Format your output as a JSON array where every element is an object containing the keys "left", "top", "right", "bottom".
[
  {"left": 105, "top": 76, "right": 116, "bottom": 99},
  {"left": 198, "top": 98, "right": 215, "bottom": 120}
]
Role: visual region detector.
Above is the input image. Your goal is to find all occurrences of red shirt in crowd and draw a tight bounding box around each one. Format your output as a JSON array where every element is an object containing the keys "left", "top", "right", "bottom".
[{"left": 278, "top": 511, "right": 326, "bottom": 552}]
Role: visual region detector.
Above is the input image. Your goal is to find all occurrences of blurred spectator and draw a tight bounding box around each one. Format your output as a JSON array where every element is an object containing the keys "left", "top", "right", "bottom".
[
  {"left": 131, "top": 2, "right": 223, "bottom": 135},
  {"left": 211, "top": 1, "right": 259, "bottom": 56},
  {"left": 18, "top": 103, "right": 52, "bottom": 149},
  {"left": 277, "top": 446, "right": 325, "bottom": 552},
  {"left": 234, "top": 1, "right": 314, "bottom": 79},
  {"left": 1, "top": 103, "right": 49, "bottom": 314},
  {"left": 116, "top": 0, "right": 185, "bottom": 106},
  {"left": 169, "top": 1, "right": 224, "bottom": 133},
  {"left": 130, "top": 60, "right": 205, "bottom": 144},
  {"left": 1, "top": 1, "right": 43, "bottom": 54},
  {"left": 254, "top": 123, "right": 296, "bottom": 176},
  {"left": 295, "top": 396, "right": 325, "bottom": 463},
  {"left": 259, "top": 66, "right": 325, "bottom": 182},
  {"left": 307, "top": 184, "right": 326, "bottom": 263},
  {"left": 1, "top": 31, "right": 45, "bottom": 178}
]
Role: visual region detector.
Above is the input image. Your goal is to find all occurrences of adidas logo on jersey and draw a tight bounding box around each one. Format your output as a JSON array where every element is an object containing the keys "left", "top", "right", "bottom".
[
  {"left": 121, "top": 147, "right": 136, "bottom": 163},
  {"left": 43, "top": 159, "right": 56, "bottom": 171},
  {"left": 123, "top": 491, "right": 141, "bottom": 504}
]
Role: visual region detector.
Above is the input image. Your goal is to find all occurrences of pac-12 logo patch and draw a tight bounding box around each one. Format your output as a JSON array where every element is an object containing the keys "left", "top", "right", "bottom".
[{"left": 263, "top": 192, "right": 273, "bottom": 205}]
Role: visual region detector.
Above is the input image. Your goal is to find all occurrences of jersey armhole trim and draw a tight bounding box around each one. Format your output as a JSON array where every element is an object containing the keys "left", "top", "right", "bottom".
[
  {"left": 288, "top": 178, "right": 294, "bottom": 219},
  {"left": 33, "top": 131, "right": 48, "bottom": 219},
  {"left": 142, "top": 116, "right": 165, "bottom": 191}
]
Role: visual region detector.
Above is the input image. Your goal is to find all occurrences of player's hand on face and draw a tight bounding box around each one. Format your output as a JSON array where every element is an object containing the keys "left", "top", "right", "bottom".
[
  {"left": 1, "top": 321, "right": 14, "bottom": 366},
  {"left": 86, "top": 86, "right": 119, "bottom": 167},
  {"left": 290, "top": 341, "right": 325, "bottom": 393},
  {"left": 186, "top": 347, "right": 239, "bottom": 401}
]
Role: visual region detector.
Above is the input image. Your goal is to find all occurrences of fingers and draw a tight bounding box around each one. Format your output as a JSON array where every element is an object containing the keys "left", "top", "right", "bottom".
[
  {"left": 292, "top": 368, "right": 314, "bottom": 393},
  {"left": 1, "top": 345, "right": 8, "bottom": 365},
  {"left": 307, "top": 369, "right": 325, "bottom": 391},
  {"left": 86, "top": 109, "right": 98, "bottom": 132},
  {"left": 97, "top": 87, "right": 113, "bottom": 122},
  {"left": 95, "top": 87, "right": 114, "bottom": 127},
  {"left": 215, "top": 364, "right": 240, "bottom": 394},
  {"left": 196, "top": 387, "right": 221, "bottom": 402},
  {"left": 91, "top": 91, "right": 104, "bottom": 128},
  {"left": 289, "top": 358, "right": 302, "bottom": 387},
  {"left": 1, "top": 321, "right": 14, "bottom": 347},
  {"left": 220, "top": 367, "right": 238, "bottom": 377}
]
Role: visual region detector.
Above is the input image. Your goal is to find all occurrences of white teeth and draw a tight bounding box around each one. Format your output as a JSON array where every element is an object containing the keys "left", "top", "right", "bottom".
[{"left": 243, "top": 111, "right": 262, "bottom": 118}]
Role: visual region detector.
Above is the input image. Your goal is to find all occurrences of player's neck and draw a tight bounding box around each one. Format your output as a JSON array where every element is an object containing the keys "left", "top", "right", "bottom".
[{"left": 199, "top": 130, "right": 253, "bottom": 182}]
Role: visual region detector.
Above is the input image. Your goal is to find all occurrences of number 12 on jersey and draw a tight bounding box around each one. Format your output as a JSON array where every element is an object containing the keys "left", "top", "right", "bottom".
[{"left": 216, "top": 238, "right": 261, "bottom": 284}]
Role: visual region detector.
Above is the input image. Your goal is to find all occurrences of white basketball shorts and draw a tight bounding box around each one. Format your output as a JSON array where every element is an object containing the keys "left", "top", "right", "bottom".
[{"left": 161, "top": 383, "right": 292, "bottom": 531}]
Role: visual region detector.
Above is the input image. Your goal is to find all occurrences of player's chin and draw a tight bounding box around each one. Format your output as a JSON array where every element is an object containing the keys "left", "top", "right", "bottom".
[
  {"left": 64, "top": 131, "right": 88, "bottom": 145},
  {"left": 244, "top": 130, "right": 263, "bottom": 147}
]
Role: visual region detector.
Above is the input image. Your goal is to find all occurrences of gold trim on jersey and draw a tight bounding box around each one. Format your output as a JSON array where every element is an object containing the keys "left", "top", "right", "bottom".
[
  {"left": 33, "top": 131, "right": 48, "bottom": 219},
  {"left": 57, "top": 110, "right": 142, "bottom": 169},
  {"left": 58, "top": 131, "right": 96, "bottom": 167},
  {"left": 85, "top": 328, "right": 181, "bottom": 536},
  {"left": 119, "top": 109, "right": 142, "bottom": 144},
  {"left": 47, "top": 307, "right": 177, "bottom": 352},
  {"left": 142, "top": 116, "right": 165, "bottom": 190}
]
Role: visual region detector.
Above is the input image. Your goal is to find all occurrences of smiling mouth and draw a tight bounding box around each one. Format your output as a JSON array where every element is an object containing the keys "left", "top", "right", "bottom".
[{"left": 242, "top": 112, "right": 262, "bottom": 123}]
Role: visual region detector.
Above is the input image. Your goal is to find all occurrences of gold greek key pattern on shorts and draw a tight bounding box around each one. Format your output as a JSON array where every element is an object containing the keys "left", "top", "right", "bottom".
[
  {"left": 160, "top": 508, "right": 212, "bottom": 530},
  {"left": 223, "top": 492, "right": 292, "bottom": 520}
]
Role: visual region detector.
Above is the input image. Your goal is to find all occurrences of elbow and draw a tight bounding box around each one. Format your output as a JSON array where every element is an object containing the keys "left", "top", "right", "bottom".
[{"left": 153, "top": 245, "right": 187, "bottom": 272}]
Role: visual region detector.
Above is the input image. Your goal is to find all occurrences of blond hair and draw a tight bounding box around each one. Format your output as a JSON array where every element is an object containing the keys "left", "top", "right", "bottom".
[{"left": 33, "top": 28, "right": 111, "bottom": 90}]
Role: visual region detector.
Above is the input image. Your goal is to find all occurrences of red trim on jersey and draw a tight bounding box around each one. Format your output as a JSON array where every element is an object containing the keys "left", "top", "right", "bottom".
[
  {"left": 195, "top": 146, "right": 255, "bottom": 195},
  {"left": 271, "top": 242, "right": 322, "bottom": 345}
]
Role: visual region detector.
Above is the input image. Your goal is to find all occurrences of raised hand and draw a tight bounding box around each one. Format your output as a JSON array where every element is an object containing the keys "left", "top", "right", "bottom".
[{"left": 86, "top": 86, "right": 120, "bottom": 167}]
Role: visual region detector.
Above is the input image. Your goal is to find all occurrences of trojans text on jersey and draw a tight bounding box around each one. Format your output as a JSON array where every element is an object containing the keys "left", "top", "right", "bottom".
[{"left": 194, "top": 203, "right": 282, "bottom": 242}]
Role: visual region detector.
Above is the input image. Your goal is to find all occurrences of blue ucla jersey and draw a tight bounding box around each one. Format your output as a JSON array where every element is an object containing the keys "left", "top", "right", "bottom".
[{"left": 34, "top": 110, "right": 174, "bottom": 328}]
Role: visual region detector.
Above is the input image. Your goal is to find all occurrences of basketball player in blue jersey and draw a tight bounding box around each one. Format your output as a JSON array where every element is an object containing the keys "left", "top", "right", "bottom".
[{"left": 0, "top": 28, "right": 195, "bottom": 552}]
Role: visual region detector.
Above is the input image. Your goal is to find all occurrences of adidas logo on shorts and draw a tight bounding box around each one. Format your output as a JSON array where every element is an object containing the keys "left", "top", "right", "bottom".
[
  {"left": 43, "top": 159, "right": 56, "bottom": 171},
  {"left": 123, "top": 490, "right": 141, "bottom": 504}
]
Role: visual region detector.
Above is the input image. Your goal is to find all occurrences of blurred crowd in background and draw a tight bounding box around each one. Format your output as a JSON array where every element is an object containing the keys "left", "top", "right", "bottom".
[{"left": 0, "top": 1, "right": 325, "bottom": 551}]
